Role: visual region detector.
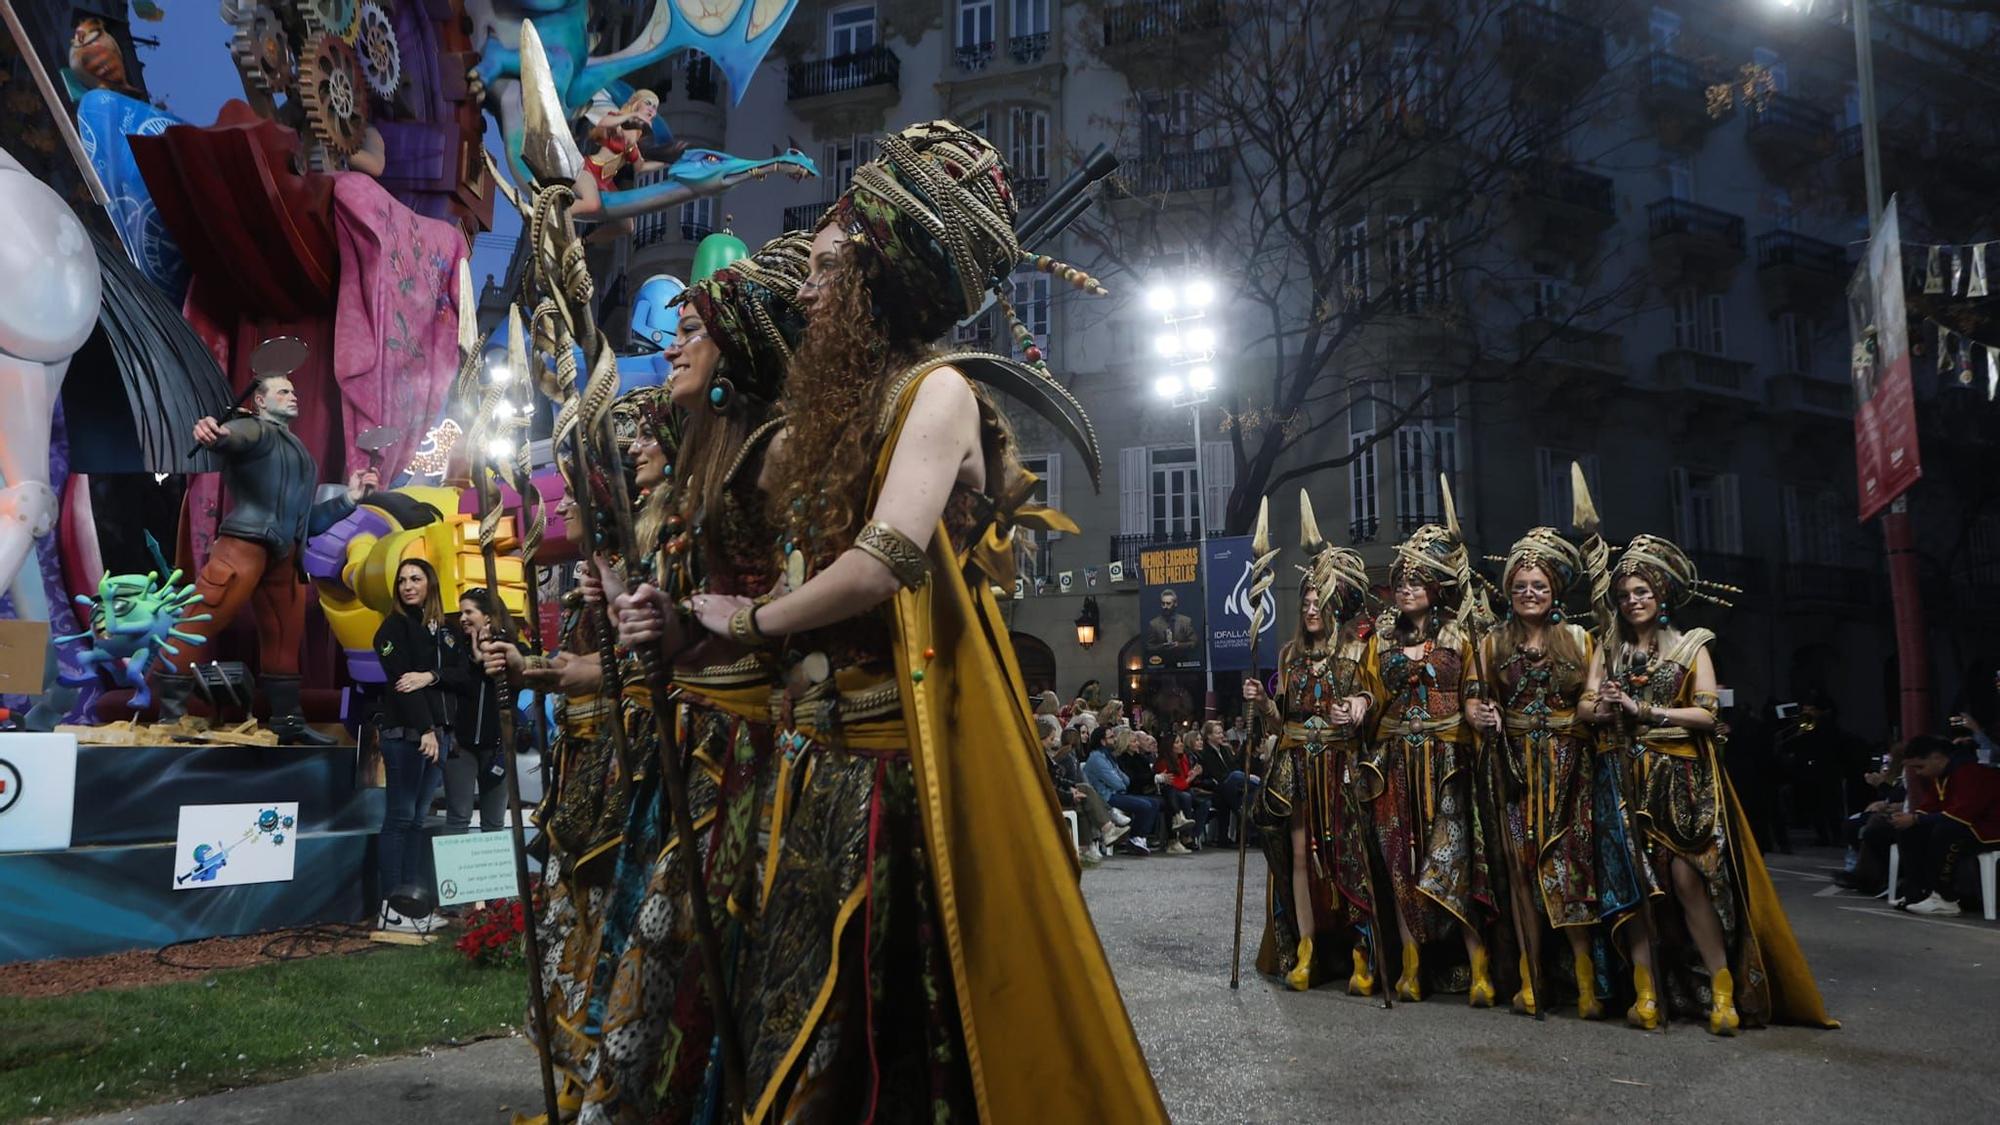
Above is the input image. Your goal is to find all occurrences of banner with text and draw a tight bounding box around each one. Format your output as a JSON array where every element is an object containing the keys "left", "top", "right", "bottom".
[
  {"left": 1138, "top": 542, "right": 1205, "bottom": 672},
  {"left": 1204, "top": 536, "right": 1279, "bottom": 672},
  {"left": 1850, "top": 196, "right": 1922, "bottom": 520}
]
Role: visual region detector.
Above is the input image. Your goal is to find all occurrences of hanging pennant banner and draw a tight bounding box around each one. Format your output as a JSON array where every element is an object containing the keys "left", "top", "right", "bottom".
[
  {"left": 1108, "top": 561, "right": 1125, "bottom": 583},
  {"left": 1850, "top": 197, "right": 1922, "bottom": 521},
  {"left": 1058, "top": 570, "right": 1074, "bottom": 593},
  {"left": 1086, "top": 566, "right": 1100, "bottom": 589},
  {"left": 1987, "top": 345, "right": 1999, "bottom": 400},
  {"left": 1950, "top": 247, "right": 1965, "bottom": 296},
  {"left": 1925, "top": 244, "right": 1945, "bottom": 293},
  {"left": 1970, "top": 244, "right": 1989, "bottom": 298}
]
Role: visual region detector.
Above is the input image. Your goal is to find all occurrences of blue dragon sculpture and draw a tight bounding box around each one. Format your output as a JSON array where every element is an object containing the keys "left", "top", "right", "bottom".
[
  {"left": 54, "top": 534, "right": 210, "bottom": 711},
  {"left": 470, "top": 0, "right": 817, "bottom": 218}
]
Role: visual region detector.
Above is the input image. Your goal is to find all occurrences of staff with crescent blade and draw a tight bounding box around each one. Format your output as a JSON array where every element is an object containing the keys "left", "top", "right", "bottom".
[{"left": 1231, "top": 496, "right": 1279, "bottom": 989}]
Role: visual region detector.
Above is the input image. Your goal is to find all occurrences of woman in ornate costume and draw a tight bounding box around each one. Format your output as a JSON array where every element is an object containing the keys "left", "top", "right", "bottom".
[
  {"left": 1582, "top": 534, "right": 1836, "bottom": 1035},
  {"left": 1360, "top": 516, "right": 1496, "bottom": 1005},
  {"left": 1247, "top": 493, "right": 1380, "bottom": 994},
  {"left": 481, "top": 388, "right": 671, "bottom": 1113},
  {"left": 580, "top": 233, "right": 812, "bottom": 1122},
  {"left": 619, "top": 121, "right": 1163, "bottom": 1122},
  {"left": 1464, "top": 527, "right": 1602, "bottom": 1018}
]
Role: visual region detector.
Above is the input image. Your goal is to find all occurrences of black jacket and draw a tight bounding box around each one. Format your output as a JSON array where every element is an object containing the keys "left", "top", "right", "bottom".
[
  {"left": 1046, "top": 750, "right": 1088, "bottom": 809},
  {"left": 372, "top": 608, "right": 469, "bottom": 736},
  {"left": 212, "top": 416, "right": 355, "bottom": 555},
  {"left": 456, "top": 635, "right": 528, "bottom": 750},
  {"left": 1194, "top": 743, "right": 1235, "bottom": 793}
]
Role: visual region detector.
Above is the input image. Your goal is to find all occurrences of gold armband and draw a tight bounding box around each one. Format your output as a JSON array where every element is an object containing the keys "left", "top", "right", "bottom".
[
  {"left": 854, "top": 520, "right": 931, "bottom": 589},
  {"left": 729, "top": 604, "right": 771, "bottom": 647}
]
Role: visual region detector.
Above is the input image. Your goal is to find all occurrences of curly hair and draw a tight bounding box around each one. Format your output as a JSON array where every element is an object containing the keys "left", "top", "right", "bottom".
[{"left": 764, "top": 241, "right": 927, "bottom": 564}]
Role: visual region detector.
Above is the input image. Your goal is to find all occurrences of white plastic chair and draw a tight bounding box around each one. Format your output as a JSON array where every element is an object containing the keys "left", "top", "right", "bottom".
[
  {"left": 1979, "top": 850, "right": 1998, "bottom": 921},
  {"left": 1061, "top": 809, "right": 1081, "bottom": 859},
  {"left": 1885, "top": 842, "right": 1899, "bottom": 904}
]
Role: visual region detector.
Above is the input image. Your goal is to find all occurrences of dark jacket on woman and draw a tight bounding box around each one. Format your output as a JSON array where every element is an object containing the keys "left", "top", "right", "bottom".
[
  {"left": 372, "top": 608, "right": 469, "bottom": 737},
  {"left": 454, "top": 634, "right": 528, "bottom": 750}
]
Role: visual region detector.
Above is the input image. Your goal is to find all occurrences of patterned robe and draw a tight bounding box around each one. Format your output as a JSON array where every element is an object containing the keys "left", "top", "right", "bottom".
[
  {"left": 1254, "top": 631, "right": 1377, "bottom": 982},
  {"left": 1359, "top": 629, "right": 1493, "bottom": 947},
  {"left": 1483, "top": 626, "right": 1599, "bottom": 929}
]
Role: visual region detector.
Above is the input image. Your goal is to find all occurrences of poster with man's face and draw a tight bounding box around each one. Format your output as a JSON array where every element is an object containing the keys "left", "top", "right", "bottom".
[{"left": 1139, "top": 544, "right": 1204, "bottom": 671}]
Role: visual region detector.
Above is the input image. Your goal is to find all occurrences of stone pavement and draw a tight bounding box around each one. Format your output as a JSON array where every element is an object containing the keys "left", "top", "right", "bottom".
[{"left": 76, "top": 845, "right": 2000, "bottom": 1123}]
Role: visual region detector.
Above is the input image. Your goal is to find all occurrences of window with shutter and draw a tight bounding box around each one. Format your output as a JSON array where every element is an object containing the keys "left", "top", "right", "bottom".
[
  {"left": 1349, "top": 398, "right": 1379, "bottom": 541},
  {"left": 1339, "top": 213, "right": 1370, "bottom": 315},
  {"left": 1011, "top": 269, "right": 1051, "bottom": 355},
  {"left": 1148, "top": 446, "right": 1202, "bottom": 539},
  {"left": 1672, "top": 288, "right": 1698, "bottom": 350},
  {"left": 1201, "top": 442, "right": 1234, "bottom": 533},
  {"left": 957, "top": 0, "right": 995, "bottom": 48},
  {"left": 1011, "top": 0, "right": 1049, "bottom": 36},
  {"left": 1018, "top": 452, "right": 1063, "bottom": 544},
  {"left": 1119, "top": 447, "right": 1148, "bottom": 535},
  {"left": 1704, "top": 293, "right": 1727, "bottom": 355}
]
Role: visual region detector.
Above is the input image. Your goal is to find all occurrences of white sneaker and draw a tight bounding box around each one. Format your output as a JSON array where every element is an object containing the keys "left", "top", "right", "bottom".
[
  {"left": 1079, "top": 845, "right": 1102, "bottom": 866},
  {"left": 1905, "top": 892, "right": 1959, "bottom": 915},
  {"left": 1167, "top": 840, "right": 1190, "bottom": 855},
  {"left": 1110, "top": 809, "right": 1132, "bottom": 827},
  {"left": 1100, "top": 822, "right": 1131, "bottom": 848},
  {"left": 377, "top": 903, "right": 425, "bottom": 934},
  {"left": 1172, "top": 812, "right": 1193, "bottom": 830},
  {"left": 1127, "top": 838, "right": 1151, "bottom": 856}
]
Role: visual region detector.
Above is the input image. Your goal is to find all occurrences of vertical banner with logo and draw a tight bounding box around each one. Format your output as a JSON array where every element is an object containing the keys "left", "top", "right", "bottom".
[
  {"left": 1138, "top": 542, "right": 1204, "bottom": 671},
  {"left": 1204, "top": 536, "right": 1279, "bottom": 672},
  {"left": 1850, "top": 196, "right": 1922, "bottom": 521}
]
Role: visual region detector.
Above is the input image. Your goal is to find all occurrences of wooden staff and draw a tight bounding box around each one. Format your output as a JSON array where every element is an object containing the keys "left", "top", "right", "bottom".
[{"left": 512, "top": 21, "right": 745, "bottom": 1106}]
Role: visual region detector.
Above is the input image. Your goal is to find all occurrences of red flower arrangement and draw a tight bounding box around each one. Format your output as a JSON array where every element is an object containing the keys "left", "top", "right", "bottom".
[{"left": 455, "top": 888, "right": 541, "bottom": 968}]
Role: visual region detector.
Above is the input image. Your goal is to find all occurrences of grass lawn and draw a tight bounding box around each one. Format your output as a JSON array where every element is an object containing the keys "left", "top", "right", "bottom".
[{"left": 0, "top": 941, "right": 529, "bottom": 1122}]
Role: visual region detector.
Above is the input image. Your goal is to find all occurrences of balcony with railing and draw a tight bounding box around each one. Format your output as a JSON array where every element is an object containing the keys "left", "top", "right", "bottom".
[
  {"left": 1780, "top": 562, "right": 1877, "bottom": 610},
  {"left": 1498, "top": 4, "right": 1605, "bottom": 96},
  {"left": 1010, "top": 31, "right": 1050, "bottom": 64},
  {"left": 1512, "top": 161, "right": 1617, "bottom": 254},
  {"left": 1348, "top": 516, "right": 1381, "bottom": 544},
  {"left": 1517, "top": 319, "right": 1624, "bottom": 403},
  {"left": 1768, "top": 370, "right": 1853, "bottom": 419},
  {"left": 1656, "top": 349, "right": 1758, "bottom": 402},
  {"left": 1647, "top": 198, "right": 1746, "bottom": 279},
  {"left": 784, "top": 200, "right": 836, "bottom": 232},
  {"left": 1639, "top": 52, "right": 1728, "bottom": 142},
  {"left": 1120, "top": 148, "right": 1231, "bottom": 198},
  {"left": 1691, "top": 550, "right": 1763, "bottom": 597},
  {"left": 1098, "top": 0, "right": 1227, "bottom": 80},
  {"left": 1756, "top": 229, "right": 1849, "bottom": 310},
  {"left": 1016, "top": 176, "right": 1049, "bottom": 208},
  {"left": 1108, "top": 530, "right": 1202, "bottom": 572},
  {"left": 1748, "top": 94, "right": 1835, "bottom": 167},
  {"left": 954, "top": 40, "right": 995, "bottom": 72},
  {"left": 787, "top": 45, "right": 900, "bottom": 133}
]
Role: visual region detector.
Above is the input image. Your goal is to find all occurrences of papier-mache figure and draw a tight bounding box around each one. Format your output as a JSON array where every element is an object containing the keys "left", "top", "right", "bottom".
[{"left": 56, "top": 534, "right": 211, "bottom": 712}]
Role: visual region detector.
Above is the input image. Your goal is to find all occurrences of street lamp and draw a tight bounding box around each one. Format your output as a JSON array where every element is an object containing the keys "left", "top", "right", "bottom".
[
  {"left": 1074, "top": 596, "right": 1100, "bottom": 649},
  {"left": 1149, "top": 272, "right": 1223, "bottom": 707}
]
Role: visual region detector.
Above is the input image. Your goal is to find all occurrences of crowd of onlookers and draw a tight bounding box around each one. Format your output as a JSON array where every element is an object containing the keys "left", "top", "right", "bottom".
[{"left": 1036, "top": 690, "right": 1270, "bottom": 865}]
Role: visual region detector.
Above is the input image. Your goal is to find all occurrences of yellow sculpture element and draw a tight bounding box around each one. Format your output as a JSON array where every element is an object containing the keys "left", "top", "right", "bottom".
[{"left": 312, "top": 484, "right": 530, "bottom": 663}]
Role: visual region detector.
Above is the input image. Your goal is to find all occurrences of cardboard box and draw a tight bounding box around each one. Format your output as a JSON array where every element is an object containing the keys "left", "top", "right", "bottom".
[{"left": 0, "top": 619, "right": 50, "bottom": 696}]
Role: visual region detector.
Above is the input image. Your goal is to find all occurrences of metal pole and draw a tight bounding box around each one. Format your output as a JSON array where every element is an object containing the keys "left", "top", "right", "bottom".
[
  {"left": 1193, "top": 399, "right": 1215, "bottom": 713},
  {"left": 1850, "top": 0, "right": 1931, "bottom": 736}
]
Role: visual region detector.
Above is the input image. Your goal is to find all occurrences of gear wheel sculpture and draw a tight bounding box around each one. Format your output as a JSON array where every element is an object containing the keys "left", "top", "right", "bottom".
[
  {"left": 356, "top": 2, "right": 401, "bottom": 99},
  {"left": 298, "top": 33, "right": 369, "bottom": 158},
  {"left": 227, "top": 3, "right": 293, "bottom": 96},
  {"left": 301, "top": 0, "right": 360, "bottom": 43}
]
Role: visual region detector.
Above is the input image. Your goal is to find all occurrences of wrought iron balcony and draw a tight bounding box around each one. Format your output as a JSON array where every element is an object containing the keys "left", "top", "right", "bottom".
[
  {"left": 1122, "top": 148, "right": 1230, "bottom": 196},
  {"left": 681, "top": 222, "right": 712, "bottom": 243},
  {"left": 1348, "top": 516, "right": 1380, "bottom": 544},
  {"left": 1639, "top": 52, "right": 1727, "bottom": 142},
  {"left": 784, "top": 201, "right": 836, "bottom": 232},
  {"left": 787, "top": 45, "right": 900, "bottom": 100},
  {"left": 1767, "top": 372, "right": 1853, "bottom": 419},
  {"left": 1010, "top": 31, "right": 1050, "bottom": 64},
  {"left": 1748, "top": 94, "right": 1835, "bottom": 166},
  {"left": 1102, "top": 0, "right": 1225, "bottom": 48},
  {"left": 955, "top": 41, "right": 995, "bottom": 72},
  {"left": 1498, "top": 4, "right": 1605, "bottom": 95},
  {"left": 1522, "top": 161, "right": 1615, "bottom": 215},
  {"left": 1656, "top": 349, "right": 1757, "bottom": 401},
  {"left": 1517, "top": 319, "right": 1624, "bottom": 378},
  {"left": 1016, "top": 177, "right": 1049, "bottom": 207},
  {"left": 1647, "top": 198, "right": 1747, "bottom": 279},
  {"left": 1756, "top": 230, "right": 1849, "bottom": 311}
]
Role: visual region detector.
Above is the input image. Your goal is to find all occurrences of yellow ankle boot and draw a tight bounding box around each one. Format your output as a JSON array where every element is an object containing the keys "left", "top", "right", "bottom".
[
  {"left": 1396, "top": 941, "right": 1423, "bottom": 1001},
  {"left": 1708, "top": 967, "right": 1742, "bottom": 1036},
  {"left": 1627, "top": 964, "right": 1660, "bottom": 1030},
  {"left": 1347, "top": 946, "right": 1375, "bottom": 996},
  {"left": 1286, "top": 935, "right": 1314, "bottom": 992},
  {"left": 1511, "top": 952, "right": 1537, "bottom": 1015},
  {"left": 1468, "top": 947, "right": 1496, "bottom": 1008},
  {"left": 1575, "top": 952, "right": 1604, "bottom": 1020}
]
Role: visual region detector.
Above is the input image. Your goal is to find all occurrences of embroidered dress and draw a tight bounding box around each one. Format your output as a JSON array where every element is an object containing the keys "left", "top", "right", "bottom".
[
  {"left": 1253, "top": 632, "right": 1378, "bottom": 982},
  {"left": 1484, "top": 626, "right": 1599, "bottom": 929},
  {"left": 1359, "top": 632, "right": 1492, "bottom": 948}
]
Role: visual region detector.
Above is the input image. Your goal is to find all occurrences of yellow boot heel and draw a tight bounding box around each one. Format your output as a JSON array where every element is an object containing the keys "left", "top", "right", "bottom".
[
  {"left": 1396, "top": 941, "right": 1423, "bottom": 1002},
  {"left": 1511, "top": 952, "right": 1537, "bottom": 1015},
  {"left": 1347, "top": 947, "right": 1375, "bottom": 996},
  {"left": 1627, "top": 964, "right": 1660, "bottom": 1030},
  {"left": 1468, "top": 947, "right": 1496, "bottom": 1008},
  {"left": 1575, "top": 952, "right": 1604, "bottom": 1020},
  {"left": 1708, "top": 967, "right": 1742, "bottom": 1036},
  {"left": 1286, "top": 935, "right": 1314, "bottom": 992}
]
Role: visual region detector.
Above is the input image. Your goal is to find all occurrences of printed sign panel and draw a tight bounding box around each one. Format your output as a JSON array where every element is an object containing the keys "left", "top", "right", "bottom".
[
  {"left": 1204, "top": 536, "right": 1279, "bottom": 672},
  {"left": 433, "top": 831, "right": 524, "bottom": 905},
  {"left": 0, "top": 733, "right": 78, "bottom": 853},
  {"left": 1138, "top": 543, "right": 1204, "bottom": 672},
  {"left": 172, "top": 802, "right": 299, "bottom": 890},
  {"left": 1850, "top": 197, "right": 1921, "bottom": 520}
]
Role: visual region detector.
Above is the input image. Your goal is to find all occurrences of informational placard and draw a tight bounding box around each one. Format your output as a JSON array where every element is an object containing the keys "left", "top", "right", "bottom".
[
  {"left": 1138, "top": 542, "right": 1204, "bottom": 672},
  {"left": 0, "top": 732, "right": 77, "bottom": 853},
  {"left": 172, "top": 802, "right": 298, "bottom": 890},
  {"left": 433, "top": 831, "right": 523, "bottom": 905},
  {"left": 1850, "top": 196, "right": 1921, "bottom": 521},
  {"left": 1205, "top": 536, "right": 1279, "bottom": 672}
]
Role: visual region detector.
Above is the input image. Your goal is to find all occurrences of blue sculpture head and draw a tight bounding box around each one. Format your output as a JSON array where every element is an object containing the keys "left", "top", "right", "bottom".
[
  {"left": 666, "top": 147, "right": 819, "bottom": 189},
  {"left": 630, "top": 274, "right": 686, "bottom": 350}
]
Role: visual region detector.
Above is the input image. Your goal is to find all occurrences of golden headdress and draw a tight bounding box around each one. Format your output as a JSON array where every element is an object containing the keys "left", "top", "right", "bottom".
[
  {"left": 1611, "top": 533, "right": 1739, "bottom": 609},
  {"left": 1496, "top": 527, "right": 1585, "bottom": 599},
  {"left": 680, "top": 230, "right": 812, "bottom": 403},
  {"left": 1297, "top": 490, "right": 1370, "bottom": 610}
]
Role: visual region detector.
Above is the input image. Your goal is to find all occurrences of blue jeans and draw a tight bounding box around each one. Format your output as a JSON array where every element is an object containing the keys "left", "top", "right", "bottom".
[
  {"left": 1106, "top": 793, "right": 1161, "bottom": 839},
  {"left": 379, "top": 732, "right": 445, "bottom": 896}
]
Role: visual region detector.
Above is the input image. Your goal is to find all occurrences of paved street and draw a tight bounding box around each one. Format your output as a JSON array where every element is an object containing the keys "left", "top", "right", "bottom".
[{"left": 78, "top": 846, "right": 2000, "bottom": 1124}]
